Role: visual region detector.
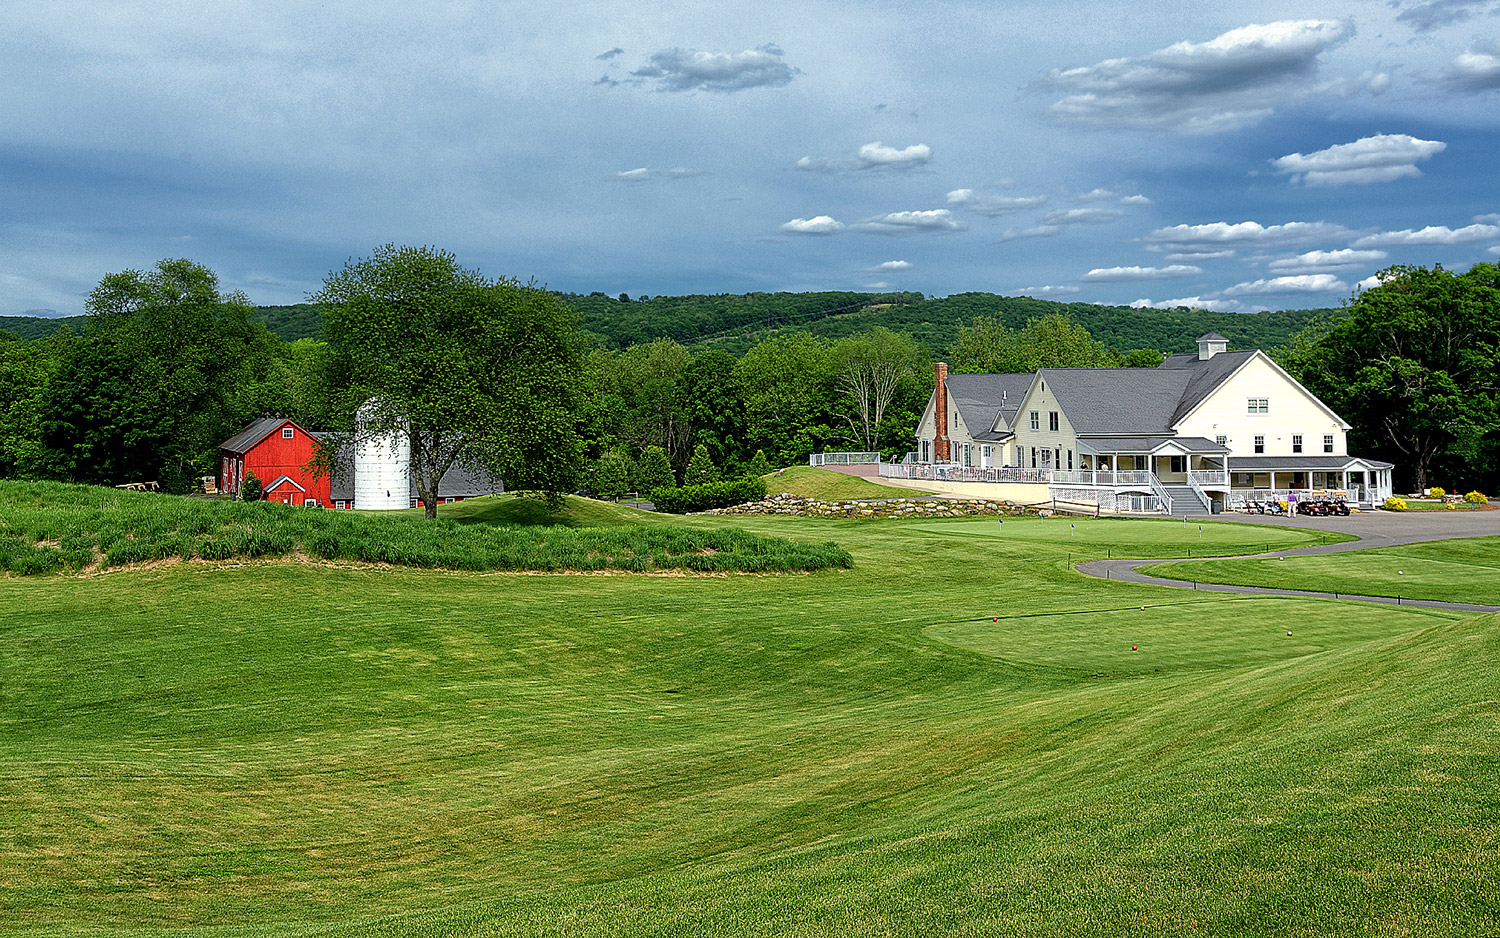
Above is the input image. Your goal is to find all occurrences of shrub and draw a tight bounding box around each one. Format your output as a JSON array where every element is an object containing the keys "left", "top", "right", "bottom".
[
  {"left": 594, "top": 452, "right": 631, "bottom": 501},
  {"left": 1464, "top": 490, "right": 1487, "bottom": 505},
  {"left": 1428, "top": 487, "right": 1446, "bottom": 498},
  {"left": 1383, "top": 497, "right": 1407, "bottom": 511},
  {"left": 635, "top": 446, "right": 674, "bottom": 494},
  {"left": 242, "top": 472, "right": 263, "bottom": 502},
  {"left": 683, "top": 444, "right": 721, "bottom": 485},
  {"left": 744, "top": 449, "right": 773, "bottom": 478},
  {"left": 650, "top": 476, "right": 768, "bottom": 514}
]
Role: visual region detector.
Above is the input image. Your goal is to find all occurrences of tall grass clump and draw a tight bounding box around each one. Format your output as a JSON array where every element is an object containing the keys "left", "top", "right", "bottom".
[{"left": 0, "top": 481, "right": 851, "bottom": 576}]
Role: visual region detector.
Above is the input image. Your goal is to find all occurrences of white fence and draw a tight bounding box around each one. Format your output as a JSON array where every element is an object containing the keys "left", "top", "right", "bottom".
[
  {"left": 809, "top": 452, "right": 880, "bottom": 467},
  {"left": 880, "top": 463, "right": 1052, "bottom": 483},
  {"left": 1049, "top": 469, "right": 1153, "bottom": 487},
  {"left": 1050, "top": 487, "right": 1165, "bottom": 514}
]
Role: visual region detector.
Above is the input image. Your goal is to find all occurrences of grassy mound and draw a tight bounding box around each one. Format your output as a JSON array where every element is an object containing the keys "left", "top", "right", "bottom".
[
  {"left": 764, "top": 465, "right": 924, "bottom": 499},
  {"left": 1148, "top": 535, "right": 1500, "bottom": 606},
  {"left": 0, "top": 481, "right": 851, "bottom": 575},
  {"left": 413, "top": 492, "right": 666, "bottom": 528}
]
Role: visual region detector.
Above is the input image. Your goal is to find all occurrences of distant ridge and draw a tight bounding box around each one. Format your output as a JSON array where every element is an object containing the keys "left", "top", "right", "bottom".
[{"left": 3, "top": 293, "right": 1344, "bottom": 355}]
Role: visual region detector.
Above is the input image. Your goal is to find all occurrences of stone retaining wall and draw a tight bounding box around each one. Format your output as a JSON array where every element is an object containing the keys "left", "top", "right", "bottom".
[{"left": 702, "top": 492, "right": 1044, "bottom": 519}]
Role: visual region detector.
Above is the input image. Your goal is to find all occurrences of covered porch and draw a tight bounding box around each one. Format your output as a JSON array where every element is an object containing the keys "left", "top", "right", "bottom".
[{"left": 1223, "top": 456, "right": 1395, "bottom": 509}]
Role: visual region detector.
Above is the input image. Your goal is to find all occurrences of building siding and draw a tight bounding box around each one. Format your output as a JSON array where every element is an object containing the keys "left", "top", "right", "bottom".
[{"left": 1174, "top": 354, "right": 1347, "bottom": 458}]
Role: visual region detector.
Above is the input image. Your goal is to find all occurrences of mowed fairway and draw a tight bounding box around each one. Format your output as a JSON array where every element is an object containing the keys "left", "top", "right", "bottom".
[
  {"left": 1149, "top": 535, "right": 1500, "bottom": 607},
  {"left": 2, "top": 512, "right": 1497, "bottom": 936}
]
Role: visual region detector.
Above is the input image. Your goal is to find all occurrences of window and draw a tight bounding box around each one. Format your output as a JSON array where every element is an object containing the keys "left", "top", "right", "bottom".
[
  {"left": 1030, "top": 411, "right": 1040, "bottom": 431},
  {"left": 1292, "top": 434, "right": 1303, "bottom": 454},
  {"left": 1041, "top": 448, "right": 1053, "bottom": 468},
  {"left": 1169, "top": 455, "right": 1186, "bottom": 473},
  {"left": 922, "top": 439, "right": 930, "bottom": 462},
  {"left": 1067, "top": 449, "right": 1073, "bottom": 470},
  {"left": 1215, "top": 435, "right": 1227, "bottom": 446},
  {"left": 1247, "top": 398, "right": 1269, "bottom": 414},
  {"left": 1049, "top": 411, "right": 1059, "bottom": 432},
  {"left": 1030, "top": 447, "right": 1037, "bottom": 468},
  {"left": 282, "top": 427, "right": 294, "bottom": 439},
  {"left": 1254, "top": 435, "right": 1265, "bottom": 454},
  {"left": 1324, "top": 434, "right": 1335, "bottom": 453},
  {"left": 963, "top": 443, "right": 972, "bottom": 467}
]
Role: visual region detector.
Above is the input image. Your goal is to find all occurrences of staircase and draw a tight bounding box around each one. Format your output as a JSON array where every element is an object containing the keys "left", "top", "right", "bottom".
[{"left": 1161, "top": 484, "right": 1211, "bottom": 517}]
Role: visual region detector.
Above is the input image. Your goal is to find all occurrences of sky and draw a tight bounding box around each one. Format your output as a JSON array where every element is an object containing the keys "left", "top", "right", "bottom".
[{"left": 3, "top": 0, "right": 1499, "bottom": 318}]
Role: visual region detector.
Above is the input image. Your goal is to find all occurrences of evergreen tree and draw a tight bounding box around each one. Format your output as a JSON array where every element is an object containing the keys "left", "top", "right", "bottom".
[
  {"left": 636, "top": 445, "right": 675, "bottom": 492},
  {"left": 744, "top": 449, "right": 772, "bottom": 478},
  {"left": 595, "top": 452, "right": 630, "bottom": 500},
  {"left": 684, "top": 443, "right": 720, "bottom": 485}
]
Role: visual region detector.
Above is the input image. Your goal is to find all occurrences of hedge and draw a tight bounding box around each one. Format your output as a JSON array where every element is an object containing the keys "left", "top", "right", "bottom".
[{"left": 650, "top": 477, "right": 768, "bottom": 514}]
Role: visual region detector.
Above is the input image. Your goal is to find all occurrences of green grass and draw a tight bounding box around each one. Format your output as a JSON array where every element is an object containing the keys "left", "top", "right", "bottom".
[
  {"left": 2, "top": 510, "right": 1496, "bottom": 936},
  {"left": 764, "top": 465, "right": 929, "bottom": 499},
  {"left": 0, "top": 482, "right": 849, "bottom": 575},
  {"left": 1148, "top": 536, "right": 1500, "bottom": 606},
  {"left": 411, "top": 492, "right": 668, "bottom": 528}
]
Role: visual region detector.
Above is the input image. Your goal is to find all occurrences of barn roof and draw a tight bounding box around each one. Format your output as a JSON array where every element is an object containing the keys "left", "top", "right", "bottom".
[{"left": 220, "top": 417, "right": 293, "bottom": 454}]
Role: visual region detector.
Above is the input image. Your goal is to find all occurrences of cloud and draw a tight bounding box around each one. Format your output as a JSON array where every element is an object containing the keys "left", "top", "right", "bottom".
[
  {"left": 1268, "top": 249, "right": 1388, "bottom": 273},
  {"left": 1396, "top": 0, "right": 1500, "bottom": 32},
  {"left": 794, "top": 156, "right": 842, "bottom": 173},
  {"left": 1037, "top": 20, "right": 1354, "bottom": 133},
  {"left": 856, "top": 142, "right": 932, "bottom": 170},
  {"left": 613, "top": 167, "right": 704, "bottom": 181},
  {"left": 780, "top": 216, "right": 844, "bottom": 235},
  {"left": 1016, "top": 285, "right": 1082, "bottom": 297},
  {"left": 868, "top": 260, "right": 913, "bottom": 272},
  {"left": 1146, "top": 220, "right": 1348, "bottom": 248},
  {"left": 1119, "top": 194, "right": 1152, "bottom": 205},
  {"left": 1041, "top": 207, "right": 1123, "bottom": 226},
  {"left": 1077, "top": 188, "right": 1117, "bottom": 201},
  {"left": 1222, "top": 274, "right": 1349, "bottom": 296},
  {"left": 1160, "top": 249, "right": 1235, "bottom": 261},
  {"left": 866, "top": 281, "right": 895, "bottom": 290},
  {"left": 1131, "top": 296, "right": 1258, "bottom": 312},
  {"left": 946, "top": 188, "right": 1047, "bottom": 216},
  {"left": 1351, "top": 223, "right": 1500, "bottom": 247},
  {"left": 850, "top": 209, "right": 965, "bottom": 235},
  {"left": 1082, "top": 264, "right": 1202, "bottom": 281},
  {"left": 616, "top": 167, "right": 650, "bottom": 181},
  {"left": 632, "top": 44, "right": 796, "bottom": 93},
  {"left": 593, "top": 74, "right": 621, "bottom": 87},
  {"left": 1446, "top": 49, "right": 1500, "bottom": 90},
  {"left": 1476, "top": 213, "right": 1500, "bottom": 223},
  {"left": 596, "top": 47, "right": 625, "bottom": 61},
  {"left": 1271, "top": 134, "right": 1446, "bottom": 186},
  {"left": 999, "top": 225, "right": 1063, "bottom": 241}
]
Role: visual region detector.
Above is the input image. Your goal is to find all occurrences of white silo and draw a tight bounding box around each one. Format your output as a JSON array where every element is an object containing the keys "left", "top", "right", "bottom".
[{"left": 353, "top": 401, "right": 411, "bottom": 510}]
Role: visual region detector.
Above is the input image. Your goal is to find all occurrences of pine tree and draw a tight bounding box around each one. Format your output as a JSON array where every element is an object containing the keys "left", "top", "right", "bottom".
[
  {"left": 636, "top": 445, "right": 675, "bottom": 493},
  {"left": 595, "top": 452, "right": 630, "bottom": 500},
  {"left": 744, "top": 449, "right": 772, "bottom": 478},
  {"left": 684, "top": 443, "right": 720, "bottom": 485}
]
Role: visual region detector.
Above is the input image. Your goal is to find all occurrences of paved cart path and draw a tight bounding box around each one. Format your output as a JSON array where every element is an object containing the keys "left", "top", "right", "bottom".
[{"left": 1076, "top": 509, "right": 1500, "bottom": 614}]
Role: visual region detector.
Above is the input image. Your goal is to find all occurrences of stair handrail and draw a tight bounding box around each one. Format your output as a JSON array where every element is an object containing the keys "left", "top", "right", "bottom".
[
  {"left": 1147, "top": 473, "right": 1173, "bottom": 515},
  {"left": 1185, "top": 476, "right": 1212, "bottom": 512}
]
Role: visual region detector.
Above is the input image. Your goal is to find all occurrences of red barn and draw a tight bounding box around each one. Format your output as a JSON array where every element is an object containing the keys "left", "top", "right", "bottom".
[{"left": 219, "top": 417, "right": 330, "bottom": 507}]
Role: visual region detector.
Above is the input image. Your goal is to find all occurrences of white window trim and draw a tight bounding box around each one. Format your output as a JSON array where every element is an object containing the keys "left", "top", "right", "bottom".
[{"left": 282, "top": 427, "right": 294, "bottom": 439}]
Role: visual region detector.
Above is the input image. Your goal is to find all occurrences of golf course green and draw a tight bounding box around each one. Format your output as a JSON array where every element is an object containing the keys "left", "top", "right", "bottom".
[{"left": 2, "top": 486, "right": 1496, "bottom": 936}]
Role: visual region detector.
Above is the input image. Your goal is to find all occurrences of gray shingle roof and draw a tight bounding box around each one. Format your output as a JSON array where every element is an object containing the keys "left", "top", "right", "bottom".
[
  {"left": 220, "top": 417, "right": 294, "bottom": 454},
  {"left": 1159, "top": 349, "right": 1256, "bottom": 423},
  {"left": 1227, "top": 455, "right": 1394, "bottom": 471},
  {"left": 1077, "top": 435, "right": 1229, "bottom": 453},
  {"left": 1036, "top": 368, "right": 1193, "bottom": 434},
  {"left": 945, "top": 373, "right": 1034, "bottom": 434}
]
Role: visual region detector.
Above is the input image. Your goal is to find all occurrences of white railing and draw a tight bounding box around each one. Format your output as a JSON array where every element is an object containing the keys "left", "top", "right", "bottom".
[
  {"left": 1189, "top": 469, "right": 1229, "bottom": 488},
  {"left": 1185, "top": 476, "right": 1213, "bottom": 512},
  {"left": 809, "top": 452, "right": 880, "bottom": 467},
  {"left": 880, "top": 463, "right": 1052, "bottom": 483},
  {"left": 1042, "top": 469, "right": 1154, "bottom": 487},
  {"left": 1148, "top": 473, "right": 1174, "bottom": 515}
]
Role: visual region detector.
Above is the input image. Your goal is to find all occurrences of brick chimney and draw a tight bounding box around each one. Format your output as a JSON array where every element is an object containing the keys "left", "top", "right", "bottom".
[{"left": 934, "top": 361, "right": 950, "bottom": 462}]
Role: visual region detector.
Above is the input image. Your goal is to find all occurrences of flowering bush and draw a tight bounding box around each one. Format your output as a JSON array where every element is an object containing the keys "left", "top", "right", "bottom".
[
  {"left": 1429, "top": 487, "right": 1446, "bottom": 498},
  {"left": 1383, "top": 497, "right": 1407, "bottom": 511},
  {"left": 1465, "top": 491, "right": 1487, "bottom": 505}
]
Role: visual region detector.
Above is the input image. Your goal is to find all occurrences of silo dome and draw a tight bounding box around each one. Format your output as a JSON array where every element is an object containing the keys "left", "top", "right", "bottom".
[{"left": 353, "top": 400, "right": 411, "bottom": 511}]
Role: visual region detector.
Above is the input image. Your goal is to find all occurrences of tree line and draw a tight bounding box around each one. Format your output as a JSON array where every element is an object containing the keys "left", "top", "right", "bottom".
[{"left": 2, "top": 250, "right": 1492, "bottom": 502}]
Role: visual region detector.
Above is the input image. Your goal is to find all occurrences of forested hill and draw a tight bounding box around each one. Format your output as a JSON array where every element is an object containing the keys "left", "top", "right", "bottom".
[{"left": 3, "top": 293, "right": 1343, "bottom": 355}]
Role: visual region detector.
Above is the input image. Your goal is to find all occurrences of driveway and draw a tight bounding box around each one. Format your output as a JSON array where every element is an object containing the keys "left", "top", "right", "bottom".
[{"left": 1077, "top": 508, "right": 1500, "bottom": 613}]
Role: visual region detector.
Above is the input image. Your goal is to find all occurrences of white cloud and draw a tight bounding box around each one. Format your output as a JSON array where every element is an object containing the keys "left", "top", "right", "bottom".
[
  {"left": 1447, "top": 49, "right": 1500, "bottom": 90},
  {"left": 1397, "top": 0, "right": 1500, "bottom": 33},
  {"left": 866, "top": 281, "right": 895, "bottom": 290},
  {"left": 1146, "top": 220, "right": 1348, "bottom": 248},
  {"left": 856, "top": 142, "right": 932, "bottom": 170},
  {"left": 1077, "top": 188, "right": 1117, "bottom": 201},
  {"left": 1037, "top": 20, "right": 1354, "bottom": 133},
  {"left": 1130, "top": 296, "right": 1261, "bottom": 312},
  {"left": 850, "top": 209, "right": 965, "bottom": 234},
  {"left": 780, "top": 215, "right": 844, "bottom": 235},
  {"left": 1268, "top": 249, "right": 1388, "bottom": 273},
  {"left": 999, "top": 225, "right": 1063, "bottom": 241},
  {"left": 1017, "top": 285, "right": 1082, "bottom": 297},
  {"left": 1223, "top": 274, "right": 1349, "bottom": 296},
  {"left": 794, "top": 156, "right": 841, "bottom": 173},
  {"left": 1271, "top": 134, "right": 1446, "bottom": 186},
  {"left": 1476, "top": 214, "right": 1500, "bottom": 224},
  {"left": 616, "top": 167, "right": 651, "bottom": 181},
  {"left": 1351, "top": 223, "right": 1500, "bottom": 247},
  {"left": 614, "top": 166, "right": 704, "bottom": 181},
  {"left": 1120, "top": 194, "right": 1153, "bottom": 205},
  {"left": 1042, "top": 207, "right": 1123, "bottom": 226},
  {"left": 1160, "top": 250, "right": 1235, "bottom": 261},
  {"left": 632, "top": 44, "right": 797, "bottom": 93},
  {"left": 869, "top": 260, "right": 913, "bottom": 272},
  {"left": 1082, "top": 265, "right": 1203, "bottom": 281},
  {"left": 946, "top": 188, "right": 1047, "bottom": 216}
]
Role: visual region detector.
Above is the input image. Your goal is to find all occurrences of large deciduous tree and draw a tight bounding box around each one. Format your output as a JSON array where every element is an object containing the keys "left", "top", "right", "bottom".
[
  {"left": 40, "top": 259, "right": 275, "bottom": 490},
  {"left": 832, "top": 327, "right": 925, "bottom": 453},
  {"left": 1281, "top": 263, "right": 1500, "bottom": 493},
  {"left": 315, "top": 245, "right": 584, "bottom": 517},
  {"left": 952, "top": 313, "right": 1117, "bottom": 373}
]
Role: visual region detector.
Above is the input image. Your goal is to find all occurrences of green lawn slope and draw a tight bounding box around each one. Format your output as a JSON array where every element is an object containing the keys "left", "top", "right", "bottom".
[
  {"left": 1147, "top": 535, "right": 1500, "bottom": 606},
  {"left": 2, "top": 511, "right": 1495, "bottom": 936},
  {"left": 763, "top": 465, "right": 926, "bottom": 499},
  {"left": 407, "top": 492, "right": 668, "bottom": 528}
]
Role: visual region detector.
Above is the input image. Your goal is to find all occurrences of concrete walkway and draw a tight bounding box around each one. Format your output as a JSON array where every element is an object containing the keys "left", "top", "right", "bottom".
[{"left": 1076, "top": 509, "right": 1500, "bottom": 614}]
